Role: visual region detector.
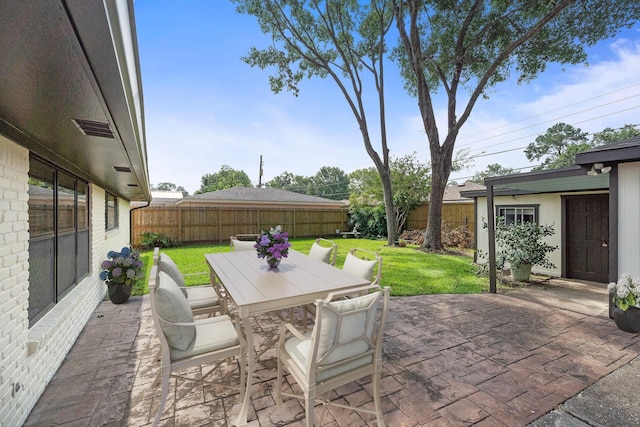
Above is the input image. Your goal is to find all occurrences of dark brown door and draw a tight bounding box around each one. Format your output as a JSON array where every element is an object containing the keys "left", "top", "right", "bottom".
[{"left": 566, "top": 194, "right": 609, "bottom": 282}]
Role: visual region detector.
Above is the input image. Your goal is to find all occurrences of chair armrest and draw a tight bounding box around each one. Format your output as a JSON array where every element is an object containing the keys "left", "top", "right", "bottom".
[{"left": 278, "top": 322, "right": 308, "bottom": 347}]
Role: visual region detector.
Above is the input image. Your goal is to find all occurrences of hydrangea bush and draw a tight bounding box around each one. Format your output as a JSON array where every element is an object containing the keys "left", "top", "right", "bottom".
[
  {"left": 608, "top": 273, "right": 640, "bottom": 311},
  {"left": 99, "top": 246, "right": 145, "bottom": 286}
]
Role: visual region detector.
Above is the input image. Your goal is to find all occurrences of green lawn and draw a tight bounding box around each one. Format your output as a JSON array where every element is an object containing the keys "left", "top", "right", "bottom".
[{"left": 136, "top": 238, "right": 489, "bottom": 297}]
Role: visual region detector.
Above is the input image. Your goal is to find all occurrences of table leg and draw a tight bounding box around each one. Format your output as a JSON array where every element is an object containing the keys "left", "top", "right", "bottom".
[{"left": 234, "top": 314, "right": 253, "bottom": 426}]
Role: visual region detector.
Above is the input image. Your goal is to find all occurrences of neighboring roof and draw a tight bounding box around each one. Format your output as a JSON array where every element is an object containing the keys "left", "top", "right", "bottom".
[
  {"left": 0, "top": 1, "right": 150, "bottom": 202},
  {"left": 444, "top": 181, "right": 485, "bottom": 202},
  {"left": 151, "top": 191, "right": 185, "bottom": 199},
  {"left": 178, "top": 187, "right": 347, "bottom": 208}
]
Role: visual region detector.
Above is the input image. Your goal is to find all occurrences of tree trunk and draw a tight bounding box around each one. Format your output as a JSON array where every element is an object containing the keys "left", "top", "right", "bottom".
[
  {"left": 421, "top": 141, "right": 454, "bottom": 252},
  {"left": 380, "top": 169, "right": 398, "bottom": 246},
  {"left": 423, "top": 167, "right": 445, "bottom": 250}
]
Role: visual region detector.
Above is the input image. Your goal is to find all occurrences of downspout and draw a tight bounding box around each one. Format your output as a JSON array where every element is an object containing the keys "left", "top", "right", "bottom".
[
  {"left": 130, "top": 201, "right": 150, "bottom": 248},
  {"left": 486, "top": 183, "right": 496, "bottom": 293}
]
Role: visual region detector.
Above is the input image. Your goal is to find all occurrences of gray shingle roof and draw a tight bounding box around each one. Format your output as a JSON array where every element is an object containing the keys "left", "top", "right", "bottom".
[
  {"left": 444, "top": 181, "right": 485, "bottom": 202},
  {"left": 187, "top": 187, "right": 342, "bottom": 204}
]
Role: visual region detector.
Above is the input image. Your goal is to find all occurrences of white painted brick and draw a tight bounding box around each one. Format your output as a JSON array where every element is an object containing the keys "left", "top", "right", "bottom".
[
  {"left": 3, "top": 190, "right": 17, "bottom": 200},
  {"left": 0, "top": 136, "right": 136, "bottom": 426}
]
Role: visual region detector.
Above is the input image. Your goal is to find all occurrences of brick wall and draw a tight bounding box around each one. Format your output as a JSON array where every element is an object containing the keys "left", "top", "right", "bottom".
[{"left": 0, "top": 136, "right": 133, "bottom": 426}]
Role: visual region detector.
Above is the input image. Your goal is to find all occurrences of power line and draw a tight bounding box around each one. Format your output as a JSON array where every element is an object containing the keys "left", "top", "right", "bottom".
[
  {"left": 456, "top": 83, "right": 640, "bottom": 147},
  {"left": 464, "top": 100, "right": 640, "bottom": 153}
]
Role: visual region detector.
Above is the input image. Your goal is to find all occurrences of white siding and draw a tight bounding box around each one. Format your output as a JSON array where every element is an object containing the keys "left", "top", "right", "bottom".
[
  {"left": 476, "top": 193, "right": 564, "bottom": 277},
  {"left": 0, "top": 135, "right": 133, "bottom": 426},
  {"left": 618, "top": 162, "right": 640, "bottom": 278}
]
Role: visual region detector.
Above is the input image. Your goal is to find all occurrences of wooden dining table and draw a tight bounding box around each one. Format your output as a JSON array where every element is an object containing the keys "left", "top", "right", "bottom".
[{"left": 204, "top": 249, "right": 371, "bottom": 426}]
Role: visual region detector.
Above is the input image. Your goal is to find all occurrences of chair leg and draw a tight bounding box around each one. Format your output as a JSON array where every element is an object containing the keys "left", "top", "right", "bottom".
[
  {"left": 153, "top": 368, "right": 170, "bottom": 427},
  {"left": 372, "top": 366, "right": 385, "bottom": 427},
  {"left": 276, "top": 358, "right": 283, "bottom": 405},
  {"left": 305, "top": 388, "right": 315, "bottom": 427}
]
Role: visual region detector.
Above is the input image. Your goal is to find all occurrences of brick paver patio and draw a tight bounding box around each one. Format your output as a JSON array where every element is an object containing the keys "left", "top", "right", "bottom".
[{"left": 25, "top": 289, "right": 640, "bottom": 426}]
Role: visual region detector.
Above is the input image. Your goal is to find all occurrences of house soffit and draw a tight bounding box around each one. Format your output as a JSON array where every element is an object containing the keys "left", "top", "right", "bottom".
[{"left": 0, "top": 1, "right": 149, "bottom": 201}]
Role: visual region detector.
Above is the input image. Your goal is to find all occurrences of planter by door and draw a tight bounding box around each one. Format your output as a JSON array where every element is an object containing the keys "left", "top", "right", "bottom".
[
  {"left": 613, "top": 306, "right": 640, "bottom": 333},
  {"left": 107, "top": 282, "right": 132, "bottom": 304},
  {"left": 511, "top": 264, "right": 532, "bottom": 282}
]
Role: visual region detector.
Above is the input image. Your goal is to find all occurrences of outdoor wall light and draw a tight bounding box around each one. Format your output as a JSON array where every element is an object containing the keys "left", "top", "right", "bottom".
[{"left": 587, "top": 163, "right": 612, "bottom": 176}]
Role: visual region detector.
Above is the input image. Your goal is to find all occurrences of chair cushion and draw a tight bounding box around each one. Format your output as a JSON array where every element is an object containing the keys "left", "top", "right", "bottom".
[
  {"left": 155, "top": 271, "right": 195, "bottom": 351},
  {"left": 284, "top": 291, "right": 380, "bottom": 382},
  {"left": 309, "top": 243, "right": 334, "bottom": 264},
  {"left": 186, "top": 286, "right": 220, "bottom": 309},
  {"left": 284, "top": 334, "right": 373, "bottom": 382},
  {"left": 170, "top": 315, "right": 239, "bottom": 360},
  {"left": 231, "top": 239, "right": 257, "bottom": 252},
  {"left": 158, "top": 253, "right": 188, "bottom": 297},
  {"left": 317, "top": 292, "right": 380, "bottom": 365},
  {"left": 343, "top": 252, "right": 376, "bottom": 282}
]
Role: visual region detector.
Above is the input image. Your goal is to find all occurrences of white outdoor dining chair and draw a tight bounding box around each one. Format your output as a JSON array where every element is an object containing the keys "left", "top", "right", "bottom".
[
  {"left": 276, "top": 284, "right": 390, "bottom": 427},
  {"left": 155, "top": 248, "right": 227, "bottom": 316},
  {"left": 230, "top": 234, "right": 259, "bottom": 252},
  {"left": 343, "top": 248, "right": 382, "bottom": 284},
  {"left": 303, "top": 247, "right": 382, "bottom": 330},
  {"left": 149, "top": 266, "right": 247, "bottom": 427},
  {"left": 308, "top": 238, "right": 337, "bottom": 266}
]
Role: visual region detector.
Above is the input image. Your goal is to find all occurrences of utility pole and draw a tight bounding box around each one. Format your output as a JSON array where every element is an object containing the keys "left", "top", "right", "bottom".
[{"left": 258, "top": 155, "right": 263, "bottom": 188}]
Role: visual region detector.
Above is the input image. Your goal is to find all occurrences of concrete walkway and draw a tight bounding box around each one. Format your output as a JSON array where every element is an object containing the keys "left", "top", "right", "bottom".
[{"left": 24, "top": 280, "right": 640, "bottom": 426}]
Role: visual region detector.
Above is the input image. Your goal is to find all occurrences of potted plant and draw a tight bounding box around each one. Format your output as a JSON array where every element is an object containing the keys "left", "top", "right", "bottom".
[
  {"left": 608, "top": 273, "right": 640, "bottom": 333},
  {"left": 480, "top": 220, "right": 558, "bottom": 282},
  {"left": 99, "top": 246, "right": 145, "bottom": 304},
  {"left": 254, "top": 225, "right": 291, "bottom": 268}
]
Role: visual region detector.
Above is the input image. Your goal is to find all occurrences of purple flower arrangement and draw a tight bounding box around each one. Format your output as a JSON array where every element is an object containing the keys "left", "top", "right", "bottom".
[
  {"left": 254, "top": 225, "right": 291, "bottom": 264},
  {"left": 99, "top": 246, "right": 145, "bottom": 286}
]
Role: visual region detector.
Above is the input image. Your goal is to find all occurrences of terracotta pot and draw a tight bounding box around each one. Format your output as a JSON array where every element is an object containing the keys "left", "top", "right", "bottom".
[{"left": 613, "top": 306, "right": 640, "bottom": 333}]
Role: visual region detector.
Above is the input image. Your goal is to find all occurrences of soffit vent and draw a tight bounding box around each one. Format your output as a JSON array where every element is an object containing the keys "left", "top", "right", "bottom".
[
  {"left": 71, "top": 118, "right": 115, "bottom": 138},
  {"left": 114, "top": 166, "right": 132, "bottom": 173}
]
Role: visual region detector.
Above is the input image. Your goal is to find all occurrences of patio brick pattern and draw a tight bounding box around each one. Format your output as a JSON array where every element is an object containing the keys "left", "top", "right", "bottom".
[{"left": 24, "top": 292, "right": 640, "bottom": 426}]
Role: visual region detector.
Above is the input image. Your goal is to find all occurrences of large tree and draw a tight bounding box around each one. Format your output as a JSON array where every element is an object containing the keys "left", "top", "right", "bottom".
[
  {"left": 266, "top": 171, "right": 313, "bottom": 194},
  {"left": 349, "top": 152, "right": 430, "bottom": 233},
  {"left": 310, "top": 166, "right": 350, "bottom": 200},
  {"left": 592, "top": 124, "right": 640, "bottom": 145},
  {"left": 393, "top": 0, "right": 640, "bottom": 251},
  {"left": 232, "top": 0, "right": 400, "bottom": 245},
  {"left": 195, "top": 165, "right": 252, "bottom": 194},
  {"left": 152, "top": 182, "right": 187, "bottom": 193},
  {"left": 470, "top": 163, "right": 519, "bottom": 184},
  {"left": 525, "top": 123, "right": 590, "bottom": 170}
]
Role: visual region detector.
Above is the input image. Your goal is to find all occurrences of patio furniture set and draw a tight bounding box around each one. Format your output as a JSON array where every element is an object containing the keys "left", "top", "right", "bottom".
[{"left": 148, "top": 236, "right": 388, "bottom": 426}]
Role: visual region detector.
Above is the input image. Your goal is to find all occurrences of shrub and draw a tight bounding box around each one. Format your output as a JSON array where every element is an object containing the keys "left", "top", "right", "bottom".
[
  {"left": 139, "top": 232, "right": 181, "bottom": 250},
  {"left": 347, "top": 204, "right": 387, "bottom": 238},
  {"left": 478, "top": 220, "right": 558, "bottom": 271}
]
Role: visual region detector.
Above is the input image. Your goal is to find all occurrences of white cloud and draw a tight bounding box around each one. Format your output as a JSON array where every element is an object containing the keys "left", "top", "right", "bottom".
[{"left": 449, "top": 39, "right": 640, "bottom": 181}]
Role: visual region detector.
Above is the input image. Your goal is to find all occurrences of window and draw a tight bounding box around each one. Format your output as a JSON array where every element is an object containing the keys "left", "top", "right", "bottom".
[
  {"left": 496, "top": 205, "right": 538, "bottom": 226},
  {"left": 28, "top": 156, "right": 89, "bottom": 326},
  {"left": 105, "top": 192, "right": 118, "bottom": 230}
]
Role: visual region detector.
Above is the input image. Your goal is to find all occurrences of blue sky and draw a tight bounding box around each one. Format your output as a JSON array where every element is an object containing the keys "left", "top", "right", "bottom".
[{"left": 135, "top": 2, "right": 640, "bottom": 194}]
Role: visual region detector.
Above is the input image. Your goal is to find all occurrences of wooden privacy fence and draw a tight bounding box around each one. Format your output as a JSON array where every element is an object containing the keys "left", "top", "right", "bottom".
[
  {"left": 407, "top": 202, "right": 475, "bottom": 234},
  {"left": 131, "top": 202, "right": 476, "bottom": 247},
  {"left": 131, "top": 206, "right": 349, "bottom": 246}
]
